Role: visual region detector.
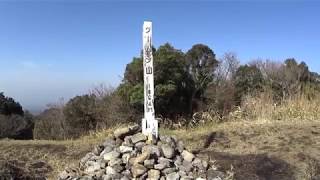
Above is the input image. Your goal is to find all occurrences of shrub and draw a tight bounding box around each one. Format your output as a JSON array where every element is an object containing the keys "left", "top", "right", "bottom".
[
  {"left": 33, "top": 107, "right": 66, "bottom": 140},
  {"left": 234, "top": 65, "right": 265, "bottom": 104},
  {"left": 94, "top": 93, "right": 136, "bottom": 128},
  {"left": 0, "top": 114, "right": 33, "bottom": 139},
  {"left": 0, "top": 93, "right": 33, "bottom": 139},
  {"left": 0, "top": 92, "right": 24, "bottom": 116},
  {"left": 58, "top": 85, "right": 135, "bottom": 139},
  {"left": 63, "top": 94, "right": 97, "bottom": 138}
]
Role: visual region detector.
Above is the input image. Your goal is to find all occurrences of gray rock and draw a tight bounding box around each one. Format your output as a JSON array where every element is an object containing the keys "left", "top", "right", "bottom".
[
  {"left": 174, "top": 156, "right": 182, "bottom": 167},
  {"left": 80, "top": 152, "right": 96, "bottom": 168},
  {"left": 135, "top": 141, "right": 146, "bottom": 151},
  {"left": 181, "top": 150, "right": 195, "bottom": 162},
  {"left": 58, "top": 167, "right": 79, "bottom": 180},
  {"left": 103, "top": 150, "right": 120, "bottom": 161},
  {"left": 166, "top": 172, "right": 180, "bottom": 180},
  {"left": 121, "top": 176, "right": 130, "bottom": 180},
  {"left": 158, "top": 157, "right": 172, "bottom": 167},
  {"left": 121, "top": 169, "right": 132, "bottom": 177},
  {"left": 196, "top": 178, "right": 206, "bottom": 180},
  {"left": 59, "top": 125, "right": 223, "bottom": 180},
  {"left": 130, "top": 149, "right": 138, "bottom": 157},
  {"left": 100, "top": 146, "right": 114, "bottom": 156},
  {"left": 188, "top": 171, "right": 194, "bottom": 177},
  {"left": 94, "top": 169, "right": 105, "bottom": 178},
  {"left": 159, "top": 135, "right": 173, "bottom": 144},
  {"left": 178, "top": 170, "right": 187, "bottom": 177},
  {"left": 122, "top": 153, "right": 131, "bottom": 164},
  {"left": 79, "top": 176, "right": 93, "bottom": 180},
  {"left": 161, "top": 144, "right": 175, "bottom": 159},
  {"left": 103, "top": 173, "right": 122, "bottom": 180},
  {"left": 113, "top": 173, "right": 123, "bottom": 179},
  {"left": 102, "top": 174, "right": 112, "bottom": 180},
  {"left": 84, "top": 161, "right": 101, "bottom": 174},
  {"left": 113, "top": 124, "right": 140, "bottom": 139},
  {"left": 131, "top": 133, "right": 147, "bottom": 144},
  {"left": 131, "top": 164, "right": 147, "bottom": 178},
  {"left": 148, "top": 169, "right": 160, "bottom": 180},
  {"left": 112, "top": 164, "right": 124, "bottom": 173},
  {"left": 119, "top": 145, "right": 133, "bottom": 153},
  {"left": 139, "top": 172, "right": 148, "bottom": 180},
  {"left": 154, "top": 163, "right": 167, "bottom": 170},
  {"left": 193, "top": 158, "right": 204, "bottom": 170},
  {"left": 93, "top": 145, "right": 104, "bottom": 156},
  {"left": 123, "top": 136, "right": 133, "bottom": 147},
  {"left": 58, "top": 170, "right": 69, "bottom": 180},
  {"left": 115, "top": 138, "right": 124, "bottom": 146},
  {"left": 171, "top": 136, "right": 178, "bottom": 144},
  {"left": 142, "top": 145, "right": 161, "bottom": 157},
  {"left": 312, "top": 175, "right": 320, "bottom": 180},
  {"left": 108, "top": 158, "right": 122, "bottom": 166},
  {"left": 162, "top": 167, "right": 176, "bottom": 175},
  {"left": 106, "top": 166, "right": 117, "bottom": 175},
  {"left": 130, "top": 150, "right": 150, "bottom": 165},
  {"left": 179, "top": 160, "right": 193, "bottom": 172},
  {"left": 98, "top": 160, "right": 107, "bottom": 168},
  {"left": 176, "top": 140, "right": 184, "bottom": 153},
  {"left": 202, "top": 160, "right": 208, "bottom": 170},
  {"left": 181, "top": 176, "right": 193, "bottom": 180},
  {"left": 103, "top": 137, "right": 116, "bottom": 148},
  {"left": 207, "top": 169, "right": 225, "bottom": 180},
  {"left": 144, "top": 159, "right": 155, "bottom": 169},
  {"left": 157, "top": 141, "right": 163, "bottom": 147}
]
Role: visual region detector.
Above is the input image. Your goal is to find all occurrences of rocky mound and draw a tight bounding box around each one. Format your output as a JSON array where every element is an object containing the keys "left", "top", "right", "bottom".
[{"left": 59, "top": 125, "right": 226, "bottom": 180}]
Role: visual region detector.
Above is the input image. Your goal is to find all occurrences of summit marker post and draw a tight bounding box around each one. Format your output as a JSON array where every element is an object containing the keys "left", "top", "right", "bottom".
[{"left": 142, "top": 21, "right": 158, "bottom": 139}]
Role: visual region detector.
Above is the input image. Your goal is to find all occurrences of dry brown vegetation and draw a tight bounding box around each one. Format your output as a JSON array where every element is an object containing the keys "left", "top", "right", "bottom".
[
  {"left": 164, "top": 119, "right": 320, "bottom": 180},
  {"left": 1, "top": 94, "right": 320, "bottom": 179},
  {"left": 1, "top": 117, "right": 320, "bottom": 179}
]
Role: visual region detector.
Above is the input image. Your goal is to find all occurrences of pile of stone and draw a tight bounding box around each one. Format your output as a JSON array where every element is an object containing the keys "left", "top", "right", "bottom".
[{"left": 59, "top": 125, "right": 226, "bottom": 180}]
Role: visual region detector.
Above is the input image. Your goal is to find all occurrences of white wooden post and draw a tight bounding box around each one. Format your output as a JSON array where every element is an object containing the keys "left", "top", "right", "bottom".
[{"left": 142, "top": 21, "right": 158, "bottom": 138}]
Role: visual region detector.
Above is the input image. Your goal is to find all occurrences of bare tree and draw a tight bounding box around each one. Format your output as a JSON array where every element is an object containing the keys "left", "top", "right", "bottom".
[
  {"left": 215, "top": 52, "right": 240, "bottom": 83},
  {"left": 88, "top": 83, "right": 115, "bottom": 99}
]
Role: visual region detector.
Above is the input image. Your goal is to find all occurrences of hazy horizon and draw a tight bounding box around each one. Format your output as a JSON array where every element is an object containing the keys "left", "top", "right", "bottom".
[{"left": 1, "top": 1, "right": 319, "bottom": 113}]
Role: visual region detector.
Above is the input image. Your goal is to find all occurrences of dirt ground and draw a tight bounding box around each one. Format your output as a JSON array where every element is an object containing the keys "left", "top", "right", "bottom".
[
  {"left": 0, "top": 120, "right": 320, "bottom": 180},
  {"left": 165, "top": 120, "right": 320, "bottom": 180}
]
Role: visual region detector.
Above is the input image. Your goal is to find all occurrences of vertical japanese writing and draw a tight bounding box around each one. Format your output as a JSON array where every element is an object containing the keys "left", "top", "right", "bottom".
[{"left": 142, "top": 21, "right": 158, "bottom": 138}]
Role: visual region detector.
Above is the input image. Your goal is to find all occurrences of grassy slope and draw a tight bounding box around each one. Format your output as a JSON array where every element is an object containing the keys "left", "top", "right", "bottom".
[{"left": 1, "top": 120, "right": 320, "bottom": 180}]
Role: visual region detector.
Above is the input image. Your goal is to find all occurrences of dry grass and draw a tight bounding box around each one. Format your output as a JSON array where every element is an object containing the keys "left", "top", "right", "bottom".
[
  {"left": 0, "top": 125, "right": 122, "bottom": 179},
  {"left": 0, "top": 107, "right": 320, "bottom": 179},
  {"left": 236, "top": 93, "right": 320, "bottom": 122},
  {"left": 162, "top": 119, "right": 320, "bottom": 180}
]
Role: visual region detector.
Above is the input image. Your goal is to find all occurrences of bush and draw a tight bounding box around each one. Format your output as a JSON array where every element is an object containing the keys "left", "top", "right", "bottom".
[
  {"left": 57, "top": 86, "right": 134, "bottom": 139},
  {"left": 0, "top": 92, "right": 24, "bottom": 116},
  {"left": 0, "top": 92, "right": 33, "bottom": 139},
  {"left": 93, "top": 93, "right": 136, "bottom": 128},
  {"left": 63, "top": 94, "right": 97, "bottom": 138},
  {"left": 234, "top": 65, "right": 265, "bottom": 104},
  {"left": 33, "top": 85, "right": 135, "bottom": 140},
  {"left": 0, "top": 113, "right": 33, "bottom": 139},
  {"left": 33, "top": 107, "right": 66, "bottom": 140}
]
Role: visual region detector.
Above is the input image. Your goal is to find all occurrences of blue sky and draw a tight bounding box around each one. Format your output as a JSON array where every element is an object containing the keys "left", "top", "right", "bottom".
[{"left": 0, "top": 1, "right": 319, "bottom": 113}]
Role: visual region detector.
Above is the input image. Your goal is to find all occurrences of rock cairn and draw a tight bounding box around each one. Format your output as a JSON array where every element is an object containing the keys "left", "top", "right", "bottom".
[{"left": 59, "top": 125, "right": 226, "bottom": 180}]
